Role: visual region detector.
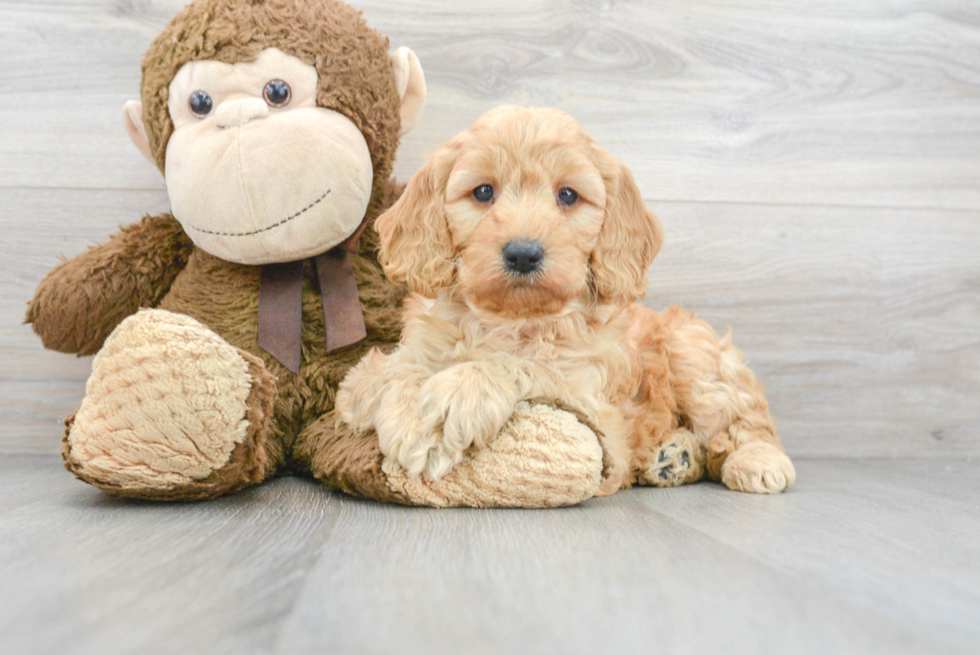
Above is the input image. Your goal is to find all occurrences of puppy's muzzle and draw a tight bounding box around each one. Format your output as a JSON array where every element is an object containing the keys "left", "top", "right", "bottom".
[{"left": 502, "top": 240, "right": 545, "bottom": 275}]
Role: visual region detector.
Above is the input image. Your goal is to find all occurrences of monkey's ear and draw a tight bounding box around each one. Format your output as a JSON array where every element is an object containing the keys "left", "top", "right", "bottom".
[
  {"left": 390, "top": 47, "right": 426, "bottom": 137},
  {"left": 122, "top": 100, "right": 156, "bottom": 166}
]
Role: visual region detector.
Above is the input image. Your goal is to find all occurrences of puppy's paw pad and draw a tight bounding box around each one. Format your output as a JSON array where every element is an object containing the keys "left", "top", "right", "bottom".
[{"left": 646, "top": 441, "right": 694, "bottom": 487}]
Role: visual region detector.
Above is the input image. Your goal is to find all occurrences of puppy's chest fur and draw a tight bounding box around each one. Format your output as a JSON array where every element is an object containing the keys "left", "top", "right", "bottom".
[{"left": 405, "top": 296, "right": 642, "bottom": 406}]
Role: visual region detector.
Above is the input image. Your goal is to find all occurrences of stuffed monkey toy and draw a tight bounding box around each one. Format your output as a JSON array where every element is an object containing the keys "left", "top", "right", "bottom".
[{"left": 26, "top": 0, "right": 607, "bottom": 507}]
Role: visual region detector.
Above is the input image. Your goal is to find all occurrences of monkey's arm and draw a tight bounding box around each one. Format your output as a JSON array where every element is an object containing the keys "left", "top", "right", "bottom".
[{"left": 26, "top": 213, "right": 194, "bottom": 356}]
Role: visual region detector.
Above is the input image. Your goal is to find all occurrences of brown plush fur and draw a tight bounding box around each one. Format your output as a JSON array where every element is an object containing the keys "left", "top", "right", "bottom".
[
  {"left": 28, "top": 0, "right": 410, "bottom": 501},
  {"left": 344, "top": 107, "right": 795, "bottom": 494},
  {"left": 26, "top": 214, "right": 194, "bottom": 356},
  {"left": 291, "top": 410, "right": 412, "bottom": 505}
]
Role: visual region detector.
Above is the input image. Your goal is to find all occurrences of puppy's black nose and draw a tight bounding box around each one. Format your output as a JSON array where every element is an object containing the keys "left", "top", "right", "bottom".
[{"left": 502, "top": 240, "right": 545, "bottom": 275}]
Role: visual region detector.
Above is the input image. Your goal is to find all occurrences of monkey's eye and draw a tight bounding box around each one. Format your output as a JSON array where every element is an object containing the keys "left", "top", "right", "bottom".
[
  {"left": 557, "top": 187, "right": 579, "bottom": 207},
  {"left": 188, "top": 90, "right": 213, "bottom": 118},
  {"left": 263, "top": 79, "right": 291, "bottom": 107},
  {"left": 473, "top": 184, "right": 495, "bottom": 203}
]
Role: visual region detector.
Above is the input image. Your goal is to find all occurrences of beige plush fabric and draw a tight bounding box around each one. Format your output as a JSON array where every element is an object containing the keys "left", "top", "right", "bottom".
[
  {"left": 389, "top": 46, "right": 426, "bottom": 136},
  {"left": 163, "top": 49, "right": 376, "bottom": 265},
  {"left": 65, "top": 309, "right": 254, "bottom": 490},
  {"left": 383, "top": 402, "right": 603, "bottom": 508}
]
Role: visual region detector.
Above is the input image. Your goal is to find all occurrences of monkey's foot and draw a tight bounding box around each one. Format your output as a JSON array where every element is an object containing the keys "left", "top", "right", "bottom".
[
  {"left": 720, "top": 440, "right": 796, "bottom": 494},
  {"left": 639, "top": 429, "right": 706, "bottom": 487},
  {"left": 63, "top": 309, "right": 278, "bottom": 501},
  {"left": 382, "top": 401, "right": 604, "bottom": 508}
]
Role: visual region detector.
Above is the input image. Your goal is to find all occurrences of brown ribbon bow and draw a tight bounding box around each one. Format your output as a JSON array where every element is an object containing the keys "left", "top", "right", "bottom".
[{"left": 257, "top": 229, "right": 368, "bottom": 374}]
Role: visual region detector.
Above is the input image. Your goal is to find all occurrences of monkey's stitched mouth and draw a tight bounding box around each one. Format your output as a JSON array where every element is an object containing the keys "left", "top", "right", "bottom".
[{"left": 182, "top": 188, "right": 332, "bottom": 237}]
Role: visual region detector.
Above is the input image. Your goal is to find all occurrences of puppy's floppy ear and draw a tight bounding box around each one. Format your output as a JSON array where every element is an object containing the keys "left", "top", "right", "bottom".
[
  {"left": 375, "top": 150, "right": 456, "bottom": 297},
  {"left": 591, "top": 159, "right": 664, "bottom": 305}
]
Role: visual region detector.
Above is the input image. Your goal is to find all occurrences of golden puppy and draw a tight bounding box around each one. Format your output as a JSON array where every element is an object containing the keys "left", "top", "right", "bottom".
[{"left": 337, "top": 105, "right": 795, "bottom": 494}]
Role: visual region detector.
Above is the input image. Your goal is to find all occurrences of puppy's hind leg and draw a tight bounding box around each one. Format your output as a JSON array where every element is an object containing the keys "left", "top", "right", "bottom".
[
  {"left": 627, "top": 306, "right": 705, "bottom": 488},
  {"left": 662, "top": 306, "right": 795, "bottom": 494},
  {"left": 639, "top": 427, "right": 707, "bottom": 487}
]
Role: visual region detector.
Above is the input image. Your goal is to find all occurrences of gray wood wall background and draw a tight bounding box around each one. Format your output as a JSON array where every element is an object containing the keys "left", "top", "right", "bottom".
[{"left": 1, "top": 0, "right": 978, "bottom": 458}]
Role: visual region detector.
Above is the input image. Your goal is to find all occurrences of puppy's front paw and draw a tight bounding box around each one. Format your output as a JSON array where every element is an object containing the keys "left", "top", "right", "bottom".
[
  {"left": 422, "top": 438, "right": 461, "bottom": 481},
  {"left": 374, "top": 398, "right": 428, "bottom": 474},
  {"left": 414, "top": 362, "right": 517, "bottom": 479},
  {"left": 382, "top": 402, "right": 605, "bottom": 508},
  {"left": 388, "top": 424, "right": 465, "bottom": 481},
  {"left": 335, "top": 349, "right": 392, "bottom": 433},
  {"left": 390, "top": 428, "right": 442, "bottom": 478}
]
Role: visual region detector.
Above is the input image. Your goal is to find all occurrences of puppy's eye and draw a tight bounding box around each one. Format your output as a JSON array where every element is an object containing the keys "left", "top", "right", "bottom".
[
  {"left": 188, "top": 90, "right": 213, "bottom": 118},
  {"left": 263, "top": 79, "right": 291, "bottom": 107},
  {"left": 472, "top": 184, "right": 495, "bottom": 203},
  {"left": 557, "top": 187, "right": 579, "bottom": 207}
]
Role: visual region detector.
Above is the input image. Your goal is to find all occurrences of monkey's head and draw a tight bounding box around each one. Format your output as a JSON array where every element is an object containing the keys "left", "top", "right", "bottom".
[{"left": 123, "top": 0, "right": 426, "bottom": 265}]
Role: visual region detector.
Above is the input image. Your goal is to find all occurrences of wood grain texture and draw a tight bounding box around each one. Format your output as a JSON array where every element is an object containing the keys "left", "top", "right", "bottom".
[
  {"left": 2, "top": 0, "right": 979, "bottom": 458},
  {"left": 3, "top": 1, "right": 980, "bottom": 207},
  {"left": 1, "top": 455, "right": 977, "bottom": 655}
]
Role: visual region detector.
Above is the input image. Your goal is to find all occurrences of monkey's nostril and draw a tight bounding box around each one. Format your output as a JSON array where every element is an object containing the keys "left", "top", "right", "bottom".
[{"left": 502, "top": 240, "right": 545, "bottom": 275}]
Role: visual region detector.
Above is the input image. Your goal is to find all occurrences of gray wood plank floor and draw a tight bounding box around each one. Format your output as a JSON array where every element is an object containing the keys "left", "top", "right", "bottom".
[{"left": 1, "top": 456, "right": 977, "bottom": 655}]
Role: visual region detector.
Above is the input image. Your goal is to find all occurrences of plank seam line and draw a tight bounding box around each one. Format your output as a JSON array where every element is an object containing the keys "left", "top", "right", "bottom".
[{"left": 1, "top": 185, "right": 978, "bottom": 215}]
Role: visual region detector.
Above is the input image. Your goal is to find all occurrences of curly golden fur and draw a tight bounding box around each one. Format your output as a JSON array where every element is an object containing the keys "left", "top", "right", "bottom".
[{"left": 338, "top": 106, "right": 796, "bottom": 494}]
